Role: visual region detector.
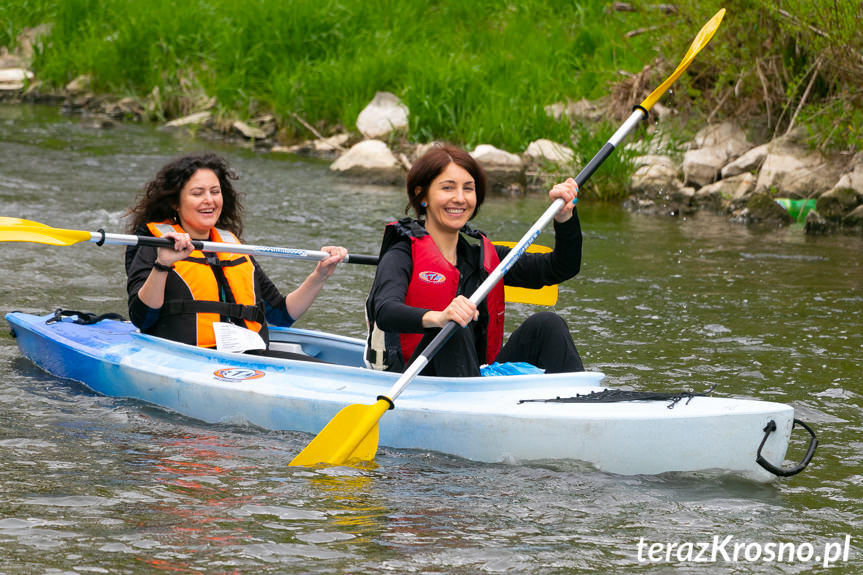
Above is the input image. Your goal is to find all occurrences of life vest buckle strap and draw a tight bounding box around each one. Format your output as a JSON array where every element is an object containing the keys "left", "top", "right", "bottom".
[{"left": 162, "top": 300, "right": 265, "bottom": 324}]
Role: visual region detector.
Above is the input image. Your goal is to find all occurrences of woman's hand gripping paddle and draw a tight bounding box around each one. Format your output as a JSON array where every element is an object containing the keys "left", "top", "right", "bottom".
[{"left": 289, "top": 8, "right": 727, "bottom": 468}]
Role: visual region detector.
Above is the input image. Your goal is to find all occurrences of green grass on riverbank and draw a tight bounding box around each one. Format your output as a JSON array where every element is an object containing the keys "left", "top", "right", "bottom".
[
  {"left": 6, "top": 0, "right": 684, "bottom": 196},
  {"left": 2, "top": 1, "right": 860, "bottom": 199},
  {"left": 3, "top": 0, "right": 663, "bottom": 145}
]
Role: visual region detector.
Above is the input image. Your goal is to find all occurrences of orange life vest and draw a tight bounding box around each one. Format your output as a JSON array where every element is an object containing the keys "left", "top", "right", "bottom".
[{"left": 147, "top": 221, "right": 263, "bottom": 347}]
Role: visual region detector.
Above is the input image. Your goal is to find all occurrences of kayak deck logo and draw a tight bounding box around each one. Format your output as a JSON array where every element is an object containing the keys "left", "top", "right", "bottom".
[
  {"left": 418, "top": 271, "right": 446, "bottom": 284},
  {"left": 214, "top": 367, "right": 265, "bottom": 382}
]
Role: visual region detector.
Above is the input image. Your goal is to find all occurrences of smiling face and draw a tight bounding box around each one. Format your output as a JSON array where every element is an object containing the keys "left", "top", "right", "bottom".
[
  {"left": 422, "top": 162, "right": 477, "bottom": 236},
  {"left": 175, "top": 168, "right": 223, "bottom": 239}
]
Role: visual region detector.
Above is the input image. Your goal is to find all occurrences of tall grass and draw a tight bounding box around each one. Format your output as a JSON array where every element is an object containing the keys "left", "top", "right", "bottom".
[
  {"left": 5, "top": 1, "right": 857, "bottom": 197},
  {"left": 3, "top": 1, "right": 661, "bottom": 145}
]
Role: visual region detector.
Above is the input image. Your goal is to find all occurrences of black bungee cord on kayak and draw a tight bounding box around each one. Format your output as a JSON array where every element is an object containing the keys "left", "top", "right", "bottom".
[
  {"left": 46, "top": 308, "right": 126, "bottom": 326},
  {"left": 518, "top": 385, "right": 717, "bottom": 409}
]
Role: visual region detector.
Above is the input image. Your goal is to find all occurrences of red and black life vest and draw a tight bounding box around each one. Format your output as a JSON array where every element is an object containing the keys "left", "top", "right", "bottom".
[
  {"left": 365, "top": 218, "right": 505, "bottom": 370},
  {"left": 147, "top": 221, "right": 265, "bottom": 348}
]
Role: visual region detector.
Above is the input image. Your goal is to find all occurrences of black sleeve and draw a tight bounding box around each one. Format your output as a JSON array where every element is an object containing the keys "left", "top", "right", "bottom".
[
  {"left": 125, "top": 237, "right": 161, "bottom": 329},
  {"left": 501, "top": 208, "right": 583, "bottom": 289},
  {"left": 369, "top": 240, "right": 427, "bottom": 333},
  {"left": 251, "top": 257, "right": 293, "bottom": 326}
]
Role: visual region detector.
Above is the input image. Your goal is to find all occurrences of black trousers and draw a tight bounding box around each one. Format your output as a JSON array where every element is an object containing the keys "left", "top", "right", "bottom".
[{"left": 412, "top": 311, "right": 583, "bottom": 377}]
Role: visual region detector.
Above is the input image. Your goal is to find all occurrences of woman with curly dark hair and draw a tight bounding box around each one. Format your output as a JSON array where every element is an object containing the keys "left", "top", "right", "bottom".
[{"left": 125, "top": 152, "right": 346, "bottom": 355}]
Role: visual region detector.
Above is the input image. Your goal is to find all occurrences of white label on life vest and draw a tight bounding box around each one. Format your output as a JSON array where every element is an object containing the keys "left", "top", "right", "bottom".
[{"left": 212, "top": 322, "right": 266, "bottom": 353}]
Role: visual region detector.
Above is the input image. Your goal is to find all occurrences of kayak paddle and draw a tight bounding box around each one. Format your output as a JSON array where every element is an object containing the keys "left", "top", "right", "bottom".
[
  {"left": 0, "top": 217, "right": 557, "bottom": 305},
  {"left": 0, "top": 217, "right": 378, "bottom": 265},
  {"left": 289, "top": 8, "right": 726, "bottom": 467}
]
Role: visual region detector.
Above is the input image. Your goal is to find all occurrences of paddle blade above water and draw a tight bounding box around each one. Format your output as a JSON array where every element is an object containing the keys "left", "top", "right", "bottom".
[
  {"left": 289, "top": 399, "right": 390, "bottom": 466},
  {"left": 640, "top": 8, "right": 726, "bottom": 111},
  {"left": 0, "top": 224, "right": 92, "bottom": 246}
]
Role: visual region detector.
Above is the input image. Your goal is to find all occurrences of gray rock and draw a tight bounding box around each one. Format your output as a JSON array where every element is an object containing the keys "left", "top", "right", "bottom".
[
  {"left": 683, "top": 146, "right": 725, "bottom": 187},
  {"left": 816, "top": 187, "right": 862, "bottom": 220},
  {"left": 721, "top": 143, "right": 768, "bottom": 179},
  {"left": 683, "top": 122, "right": 751, "bottom": 188},
  {"left": 745, "top": 192, "right": 793, "bottom": 226},
  {"left": 804, "top": 208, "right": 831, "bottom": 235},
  {"left": 843, "top": 204, "right": 863, "bottom": 227},
  {"left": 629, "top": 161, "right": 682, "bottom": 199},
  {"left": 755, "top": 140, "right": 843, "bottom": 198},
  {"left": 693, "top": 122, "right": 750, "bottom": 156},
  {"left": 693, "top": 172, "right": 756, "bottom": 212},
  {"left": 631, "top": 154, "right": 677, "bottom": 172}
]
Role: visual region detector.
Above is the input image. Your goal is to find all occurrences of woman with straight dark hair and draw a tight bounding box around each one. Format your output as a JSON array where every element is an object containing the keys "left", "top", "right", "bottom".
[{"left": 365, "top": 143, "right": 585, "bottom": 377}]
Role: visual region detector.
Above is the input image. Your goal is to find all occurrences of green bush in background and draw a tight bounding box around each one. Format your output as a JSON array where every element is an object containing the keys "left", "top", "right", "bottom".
[{"left": 2, "top": 0, "right": 860, "bottom": 198}]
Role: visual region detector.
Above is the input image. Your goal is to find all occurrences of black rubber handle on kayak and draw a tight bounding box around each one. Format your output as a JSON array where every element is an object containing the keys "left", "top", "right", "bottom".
[{"left": 756, "top": 419, "right": 818, "bottom": 477}]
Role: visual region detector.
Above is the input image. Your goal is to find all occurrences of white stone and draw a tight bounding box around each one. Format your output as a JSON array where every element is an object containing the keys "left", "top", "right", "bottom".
[
  {"left": 755, "top": 145, "right": 840, "bottom": 197},
  {"left": 629, "top": 162, "right": 682, "bottom": 198},
  {"left": 683, "top": 147, "right": 725, "bottom": 187},
  {"left": 0, "top": 68, "right": 32, "bottom": 82},
  {"left": 524, "top": 139, "right": 575, "bottom": 164},
  {"left": 314, "top": 134, "right": 348, "bottom": 152},
  {"left": 721, "top": 143, "right": 769, "bottom": 178},
  {"left": 330, "top": 140, "right": 400, "bottom": 171},
  {"left": 832, "top": 154, "right": 863, "bottom": 195},
  {"left": 165, "top": 111, "right": 211, "bottom": 127},
  {"left": 232, "top": 120, "right": 267, "bottom": 140},
  {"left": 65, "top": 74, "right": 91, "bottom": 93},
  {"left": 692, "top": 121, "right": 751, "bottom": 162},
  {"left": 471, "top": 144, "right": 522, "bottom": 167},
  {"left": 356, "top": 92, "right": 409, "bottom": 139},
  {"left": 631, "top": 154, "right": 677, "bottom": 172},
  {"left": 694, "top": 172, "right": 756, "bottom": 209}
]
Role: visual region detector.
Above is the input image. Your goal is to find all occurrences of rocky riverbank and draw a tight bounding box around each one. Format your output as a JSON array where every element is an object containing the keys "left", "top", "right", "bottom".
[{"left": 3, "top": 27, "right": 860, "bottom": 236}]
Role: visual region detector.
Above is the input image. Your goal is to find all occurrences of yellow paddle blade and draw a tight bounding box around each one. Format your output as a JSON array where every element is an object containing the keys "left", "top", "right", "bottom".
[
  {"left": 0, "top": 217, "right": 52, "bottom": 227},
  {"left": 289, "top": 399, "right": 391, "bottom": 467},
  {"left": 0, "top": 224, "right": 92, "bottom": 246},
  {"left": 640, "top": 8, "right": 726, "bottom": 111},
  {"left": 493, "top": 241, "right": 558, "bottom": 306}
]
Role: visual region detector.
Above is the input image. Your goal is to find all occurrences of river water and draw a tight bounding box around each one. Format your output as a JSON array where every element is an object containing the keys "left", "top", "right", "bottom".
[{"left": 0, "top": 104, "right": 861, "bottom": 573}]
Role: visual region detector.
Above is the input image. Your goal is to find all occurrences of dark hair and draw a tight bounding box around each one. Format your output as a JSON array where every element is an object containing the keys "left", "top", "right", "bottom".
[
  {"left": 126, "top": 153, "right": 243, "bottom": 237},
  {"left": 405, "top": 144, "right": 486, "bottom": 220}
]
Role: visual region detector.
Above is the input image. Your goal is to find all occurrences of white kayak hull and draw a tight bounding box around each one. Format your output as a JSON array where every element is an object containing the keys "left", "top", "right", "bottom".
[{"left": 6, "top": 311, "right": 814, "bottom": 481}]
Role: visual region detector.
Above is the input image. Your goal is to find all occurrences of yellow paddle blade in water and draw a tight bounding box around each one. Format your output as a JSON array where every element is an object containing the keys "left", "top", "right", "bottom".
[
  {"left": 289, "top": 399, "right": 391, "bottom": 466},
  {"left": 493, "top": 241, "right": 558, "bottom": 306},
  {"left": 640, "top": 8, "right": 726, "bottom": 111},
  {"left": 0, "top": 223, "right": 92, "bottom": 246}
]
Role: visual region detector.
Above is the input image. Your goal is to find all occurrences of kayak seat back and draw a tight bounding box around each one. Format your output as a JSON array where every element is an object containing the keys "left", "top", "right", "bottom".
[{"left": 268, "top": 326, "right": 368, "bottom": 368}]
